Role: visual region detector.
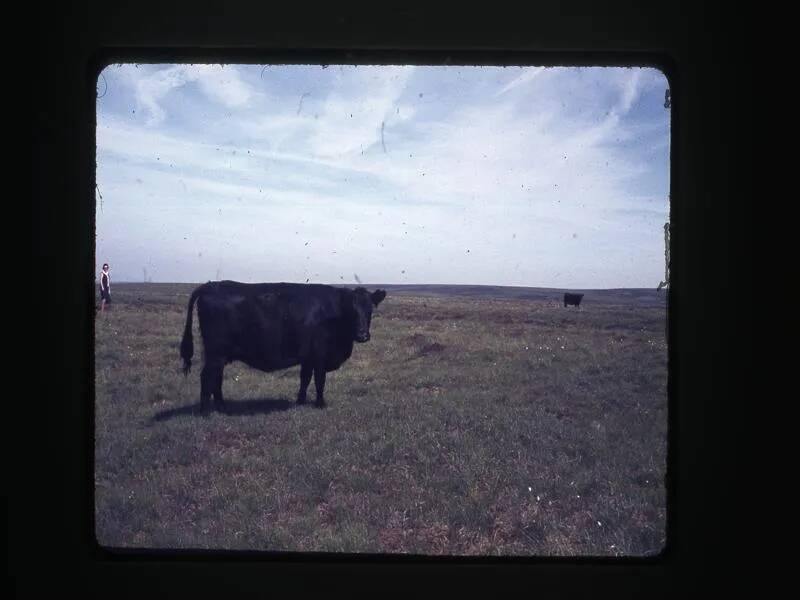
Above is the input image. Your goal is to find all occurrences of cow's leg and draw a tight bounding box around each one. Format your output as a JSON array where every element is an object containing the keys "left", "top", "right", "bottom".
[
  {"left": 212, "top": 362, "right": 226, "bottom": 410},
  {"left": 297, "top": 362, "right": 313, "bottom": 405},
  {"left": 313, "top": 363, "right": 327, "bottom": 408},
  {"left": 200, "top": 364, "right": 214, "bottom": 414},
  {"left": 200, "top": 357, "right": 225, "bottom": 413}
]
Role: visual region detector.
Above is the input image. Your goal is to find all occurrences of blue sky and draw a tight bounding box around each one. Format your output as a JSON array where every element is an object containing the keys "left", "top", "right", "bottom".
[{"left": 96, "top": 64, "right": 670, "bottom": 288}]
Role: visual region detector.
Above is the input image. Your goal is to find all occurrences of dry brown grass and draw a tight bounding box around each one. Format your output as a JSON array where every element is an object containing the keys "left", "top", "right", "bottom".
[{"left": 95, "top": 283, "right": 667, "bottom": 556}]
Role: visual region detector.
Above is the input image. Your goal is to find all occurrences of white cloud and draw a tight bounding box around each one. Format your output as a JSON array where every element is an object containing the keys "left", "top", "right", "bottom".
[
  {"left": 309, "top": 66, "right": 415, "bottom": 158},
  {"left": 131, "top": 66, "right": 191, "bottom": 125},
  {"left": 124, "top": 64, "right": 253, "bottom": 126},
  {"left": 495, "top": 66, "right": 545, "bottom": 96},
  {"left": 617, "top": 68, "right": 643, "bottom": 115},
  {"left": 187, "top": 64, "right": 252, "bottom": 108},
  {"left": 96, "top": 65, "right": 669, "bottom": 287}
]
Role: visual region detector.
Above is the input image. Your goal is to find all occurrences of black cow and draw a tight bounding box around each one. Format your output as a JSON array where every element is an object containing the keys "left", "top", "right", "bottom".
[
  {"left": 180, "top": 281, "right": 386, "bottom": 411},
  {"left": 564, "top": 292, "right": 584, "bottom": 307}
]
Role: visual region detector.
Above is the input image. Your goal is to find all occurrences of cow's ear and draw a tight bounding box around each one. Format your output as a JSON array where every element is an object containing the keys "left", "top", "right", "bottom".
[{"left": 371, "top": 289, "right": 386, "bottom": 306}]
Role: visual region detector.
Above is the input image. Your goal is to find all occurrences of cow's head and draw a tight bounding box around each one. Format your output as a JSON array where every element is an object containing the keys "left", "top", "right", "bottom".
[{"left": 351, "top": 287, "right": 386, "bottom": 343}]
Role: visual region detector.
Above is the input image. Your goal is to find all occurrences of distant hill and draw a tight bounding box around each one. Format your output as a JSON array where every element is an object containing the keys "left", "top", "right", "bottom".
[
  {"left": 343, "top": 284, "right": 668, "bottom": 307},
  {"left": 110, "top": 282, "right": 667, "bottom": 308}
]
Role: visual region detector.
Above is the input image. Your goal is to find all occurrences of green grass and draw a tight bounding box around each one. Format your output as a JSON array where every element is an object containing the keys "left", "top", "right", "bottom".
[{"left": 95, "top": 283, "right": 667, "bottom": 556}]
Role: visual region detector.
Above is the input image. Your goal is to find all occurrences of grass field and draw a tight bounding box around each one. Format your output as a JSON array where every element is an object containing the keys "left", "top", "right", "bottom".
[{"left": 94, "top": 282, "right": 667, "bottom": 556}]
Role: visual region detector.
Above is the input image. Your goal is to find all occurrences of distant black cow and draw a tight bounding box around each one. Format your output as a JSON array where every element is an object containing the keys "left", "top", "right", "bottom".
[
  {"left": 564, "top": 293, "right": 584, "bottom": 307},
  {"left": 180, "top": 281, "right": 386, "bottom": 411}
]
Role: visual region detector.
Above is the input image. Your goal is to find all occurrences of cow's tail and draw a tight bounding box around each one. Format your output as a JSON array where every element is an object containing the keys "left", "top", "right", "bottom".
[{"left": 180, "top": 286, "right": 203, "bottom": 376}]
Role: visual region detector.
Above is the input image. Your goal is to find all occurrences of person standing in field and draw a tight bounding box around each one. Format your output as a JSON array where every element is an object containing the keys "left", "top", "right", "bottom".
[{"left": 99, "top": 263, "right": 111, "bottom": 312}]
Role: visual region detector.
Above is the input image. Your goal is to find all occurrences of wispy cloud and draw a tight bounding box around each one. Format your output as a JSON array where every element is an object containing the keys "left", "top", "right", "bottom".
[
  {"left": 495, "top": 66, "right": 545, "bottom": 96},
  {"left": 122, "top": 64, "right": 254, "bottom": 125},
  {"left": 96, "top": 64, "right": 670, "bottom": 287},
  {"left": 308, "top": 66, "right": 416, "bottom": 157},
  {"left": 617, "top": 68, "right": 644, "bottom": 114}
]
